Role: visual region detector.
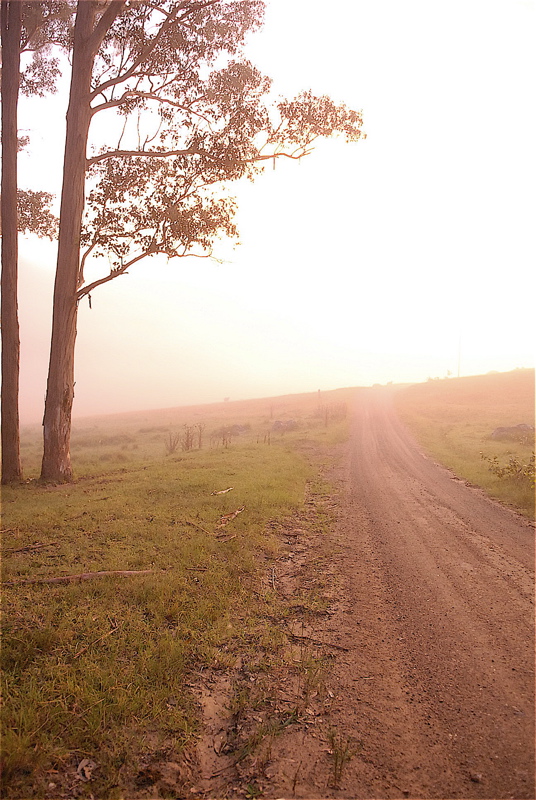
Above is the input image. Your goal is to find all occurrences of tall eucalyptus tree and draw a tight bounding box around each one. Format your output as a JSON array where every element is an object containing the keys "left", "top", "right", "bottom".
[
  {"left": 1, "top": 1, "right": 71, "bottom": 483},
  {"left": 40, "top": 0, "right": 365, "bottom": 482}
]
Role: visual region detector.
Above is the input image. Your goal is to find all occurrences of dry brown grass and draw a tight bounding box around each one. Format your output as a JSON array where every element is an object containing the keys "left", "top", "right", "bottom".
[{"left": 395, "top": 368, "right": 535, "bottom": 517}]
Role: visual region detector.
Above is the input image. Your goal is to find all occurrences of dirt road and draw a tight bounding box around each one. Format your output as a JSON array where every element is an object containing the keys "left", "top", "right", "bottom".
[
  {"left": 324, "top": 387, "right": 535, "bottom": 798},
  {"left": 196, "top": 387, "right": 534, "bottom": 799}
]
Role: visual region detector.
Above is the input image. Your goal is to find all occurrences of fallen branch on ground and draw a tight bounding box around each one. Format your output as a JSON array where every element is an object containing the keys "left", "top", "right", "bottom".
[
  {"left": 73, "top": 626, "right": 118, "bottom": 659},
  {"left": 6, "top": 541, "right": 58, "bottom": 554},
  {"left": 215, "top": 534, "right": 236, "bottom": 543},
  {"left": 5, "top": 569, "right": 157, "bottom": 585},
  {"left": 216, "top": 506, "right": 245, "bottom": 528},
  {"left": 184, "top": 520, "right": 213, "bottom": 536},
  {"left": 288, "top": 633, "right": 349, "bottom": 652}
]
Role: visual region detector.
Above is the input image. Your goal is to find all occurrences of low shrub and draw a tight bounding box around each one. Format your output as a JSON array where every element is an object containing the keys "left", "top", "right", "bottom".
[{"left": 480, "top": 451, "right": 535, "bottom": 488}]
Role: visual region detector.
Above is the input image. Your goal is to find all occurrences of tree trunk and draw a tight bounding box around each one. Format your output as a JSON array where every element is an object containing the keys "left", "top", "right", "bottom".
[
  {"left": 1, "top": 0, "right": 23, "bottom": 484},
  {"left": 40, "top": 2, "right": 98, "bottom": 482}
]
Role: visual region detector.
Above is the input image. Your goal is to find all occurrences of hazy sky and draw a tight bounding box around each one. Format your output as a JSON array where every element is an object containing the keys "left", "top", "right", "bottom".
[{"left": 17, "top": 0, "right": 535, "bottom": 422}]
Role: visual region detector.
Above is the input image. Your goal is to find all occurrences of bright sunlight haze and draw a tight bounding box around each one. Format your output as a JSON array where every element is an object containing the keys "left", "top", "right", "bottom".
[{"left": 17, "top": 0, "right": 535, "bottom": 422}]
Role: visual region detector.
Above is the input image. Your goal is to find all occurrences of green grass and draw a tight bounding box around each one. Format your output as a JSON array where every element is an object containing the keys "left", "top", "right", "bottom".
[
  {"left": 394, "top": 369, "right": 535, "bottom": 518},
  {"left": 1, "top": 388, "right": 354, "bottom": 799}
]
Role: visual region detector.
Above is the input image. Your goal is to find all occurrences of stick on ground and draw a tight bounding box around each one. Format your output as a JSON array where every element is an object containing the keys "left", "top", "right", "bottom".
[
  {"left": 5, "top": 569, "right": 157, "bottom": 585},
  {"left": 6, "top": 542, "right": 58, "bottom": 555}
]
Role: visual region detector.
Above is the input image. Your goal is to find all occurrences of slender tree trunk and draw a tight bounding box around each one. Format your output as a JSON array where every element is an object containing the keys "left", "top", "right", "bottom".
[
  {"left": 40, "top": 2, "right": 98, "bottom": 482},
  {"left": 1, "top": 0, "right": 23, "bottom": 484}
]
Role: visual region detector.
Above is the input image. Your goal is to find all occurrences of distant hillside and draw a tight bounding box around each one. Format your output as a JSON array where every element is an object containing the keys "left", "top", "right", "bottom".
[
  {"left": 394, "top": 368, "right": 535, "bottom": 517},
  {"left": 396, "top": 368, "right": 534, "bottom": 416},
  {"left": 19, "top": 386, "right": 359, "bottom": 479}
]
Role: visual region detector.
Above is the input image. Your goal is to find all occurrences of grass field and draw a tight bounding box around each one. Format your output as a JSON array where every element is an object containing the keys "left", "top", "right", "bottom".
[
  {"left": 1, "top": 387, "right": 355, "bottom": 799},
  {"left": 394, "top": 368, "right": 535, "bottom": 518}
]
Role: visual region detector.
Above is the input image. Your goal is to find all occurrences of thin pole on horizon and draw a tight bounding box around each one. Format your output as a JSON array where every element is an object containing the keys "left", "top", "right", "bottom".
[{"left": 457, "top": 335, "right": 462, "bottom": 378}]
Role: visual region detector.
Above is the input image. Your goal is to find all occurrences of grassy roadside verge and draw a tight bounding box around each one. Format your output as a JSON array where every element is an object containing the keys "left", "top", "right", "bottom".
[
  {"left": 1, "top": 389, "right": 354, "bottom": 799},
  {"left": 393, "top": 369, "right": 535, "bottom": 518}
]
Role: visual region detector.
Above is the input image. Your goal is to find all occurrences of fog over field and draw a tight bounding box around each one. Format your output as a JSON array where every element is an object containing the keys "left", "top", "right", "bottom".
[{"left": 17, "top": 0, "right": 534, "bottom": 422}]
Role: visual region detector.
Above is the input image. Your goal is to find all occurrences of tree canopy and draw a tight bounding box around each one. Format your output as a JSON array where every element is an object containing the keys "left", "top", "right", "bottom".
[{"left": 74, "top": 2, "right": 364, "bottom": 297}]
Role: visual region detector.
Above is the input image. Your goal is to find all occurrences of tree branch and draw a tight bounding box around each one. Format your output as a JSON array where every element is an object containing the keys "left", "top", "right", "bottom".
[
  {"left": 88, "top": 1, "right": 127, "bottom": 56},
  {"left": 78, "top": 236, "right": 100, "bottom": 287},
  {"left": 87, "top": 147, "right": 193, "bottom": 166},
  {"left": 89, "top": 3, "right": 182, "bottom": 99},
  {"left": 252, "top": 150, "right": 313, "bottom": 163},
  {"left": 76, "top": 241, "right": 216, "bottom": 299},
  {"left": 76, "top": 250, "right": 152, "bottom": 298},
  {"left": 91, "top": 89, "right": 212, "bottom": 129},
  {"left": 89, "top": 0, "right": 222, "bottom": 100},
  {"left": 87, "top": 146, "right": 311, "bottom": 168}
]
